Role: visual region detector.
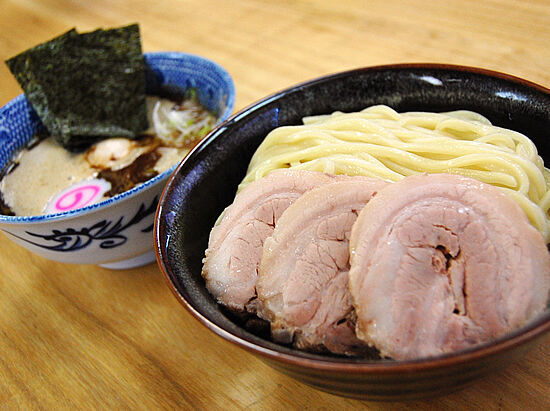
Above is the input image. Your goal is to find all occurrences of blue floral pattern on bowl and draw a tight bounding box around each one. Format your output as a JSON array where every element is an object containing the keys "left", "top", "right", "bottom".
[{"left": 5, "top": 196, "right": 158, "bottom": 252}]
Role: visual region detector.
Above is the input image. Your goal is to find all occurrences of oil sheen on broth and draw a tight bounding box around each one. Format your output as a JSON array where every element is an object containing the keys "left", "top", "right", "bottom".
[{"left": 0, "top": 95, "right": 216, "bottom": 216}]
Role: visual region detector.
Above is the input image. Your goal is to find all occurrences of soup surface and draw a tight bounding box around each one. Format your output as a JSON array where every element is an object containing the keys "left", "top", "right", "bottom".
[{"left": 0, "top": 95, "right": 216, "bottom": 216}]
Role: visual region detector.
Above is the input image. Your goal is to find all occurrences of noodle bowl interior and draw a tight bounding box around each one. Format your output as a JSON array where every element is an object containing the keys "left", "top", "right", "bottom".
[{"left": 201, "top": 105, "right": 550, "bottom": 360}]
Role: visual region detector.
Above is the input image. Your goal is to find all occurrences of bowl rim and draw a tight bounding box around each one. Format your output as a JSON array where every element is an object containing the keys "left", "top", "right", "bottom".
[
  {"left": 155, "top": 62, "right": 550, "bottom": 373},
  {"left": 0, "top": 51, "right": 235, "bottom": 224}
]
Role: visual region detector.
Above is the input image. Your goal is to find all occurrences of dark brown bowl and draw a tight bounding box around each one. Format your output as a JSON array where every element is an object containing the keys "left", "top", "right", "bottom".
[{"left": 154, "top": 64, "right": 550, "bottom": 400}]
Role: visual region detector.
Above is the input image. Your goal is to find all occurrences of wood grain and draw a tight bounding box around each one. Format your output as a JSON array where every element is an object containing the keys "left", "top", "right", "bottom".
[{"left": 0, "top": 0, "right": 548, "bottom": 408}]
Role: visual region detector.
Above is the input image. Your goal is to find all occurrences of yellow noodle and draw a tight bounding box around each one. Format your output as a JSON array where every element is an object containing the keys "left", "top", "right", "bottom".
[{"left": 240, "top": 105, "right": 550, "bottom": 241}]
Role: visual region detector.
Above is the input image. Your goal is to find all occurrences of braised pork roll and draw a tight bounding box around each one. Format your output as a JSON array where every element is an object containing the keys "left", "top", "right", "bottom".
[
  {"left": 256, "top": 177, "right": 389, "bottom": 355},
  {"left": 348, "top": 173, "right": 550, "bottom": 360},
  {"left": 202, "top": 170, "right": 340, "bottom": 312}
]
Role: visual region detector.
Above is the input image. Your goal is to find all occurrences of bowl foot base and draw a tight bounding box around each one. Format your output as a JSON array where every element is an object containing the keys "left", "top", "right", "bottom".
[{"left": 99, "top": 250, "right": 156, "bottom": 270}]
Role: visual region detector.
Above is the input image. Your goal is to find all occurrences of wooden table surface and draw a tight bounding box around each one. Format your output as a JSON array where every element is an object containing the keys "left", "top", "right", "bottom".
[{"left": 0, "top": 0, "right": 549, "bottom": 408}]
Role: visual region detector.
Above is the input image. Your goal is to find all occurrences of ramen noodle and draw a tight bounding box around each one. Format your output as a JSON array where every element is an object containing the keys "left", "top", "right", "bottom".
[{"left": 240, "top": 105, "right": 550, "bottom": 241}]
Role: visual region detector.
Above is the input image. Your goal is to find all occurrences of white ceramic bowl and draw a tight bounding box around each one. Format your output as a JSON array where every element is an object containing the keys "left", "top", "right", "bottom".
[{"left": 0, "top": 52, "right": 235, "bottom": 269}]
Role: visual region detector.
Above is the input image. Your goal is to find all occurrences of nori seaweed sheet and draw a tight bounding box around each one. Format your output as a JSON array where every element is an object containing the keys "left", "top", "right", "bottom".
[{"left": 5, "top": 24, "right": 147, "bottom": 151}]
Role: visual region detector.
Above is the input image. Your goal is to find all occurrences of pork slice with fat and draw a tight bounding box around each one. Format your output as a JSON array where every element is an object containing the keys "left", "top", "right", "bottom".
[
  {"left": 349, "top": 173, "right": 550, "bottom": 360},
  {"left": 256, "top": 177, "right": 389, "bottom": 355},
  {"left": 202, "top": 169, "right": 340, "bottom": 312}
]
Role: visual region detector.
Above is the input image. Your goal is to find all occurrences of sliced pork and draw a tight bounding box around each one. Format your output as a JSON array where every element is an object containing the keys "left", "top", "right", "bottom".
[
  {"left": 256, "top": 177, "right": 389, "bottom": 355},
  {"left": 202, "top": 169, "right": 340, "bottom": 312},
  {"left": 349, "top": 173, "right": 550, "bottom": 360}
]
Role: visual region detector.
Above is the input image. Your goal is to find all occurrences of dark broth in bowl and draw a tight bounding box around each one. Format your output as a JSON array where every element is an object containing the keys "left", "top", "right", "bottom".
[{"left": 0, "top": 94, "right": 216, "bottom": 216}]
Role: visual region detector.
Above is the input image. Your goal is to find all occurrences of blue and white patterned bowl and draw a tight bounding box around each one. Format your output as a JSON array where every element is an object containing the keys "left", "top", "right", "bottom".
[{"left": 0, "top": 52, "right": 235, "bottom": 269}]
